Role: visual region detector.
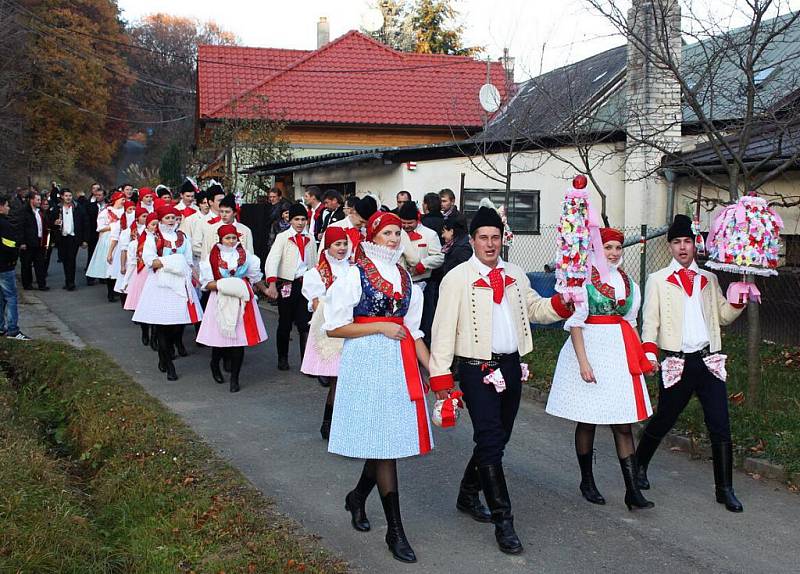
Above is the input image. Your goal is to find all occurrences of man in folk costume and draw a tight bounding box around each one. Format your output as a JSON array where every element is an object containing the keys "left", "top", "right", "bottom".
[
  {"left": 397, "top": 201, "right": 444, "bottom": 346},
  {"left": 175, "top": 177, "right": 198, "bottom": 218},
  {"left": 201, "top": 194, "right": 254, "bottom": 260},
  {"left": 180, "top": 189, "right": 212, "bottom": 264},
  {"left": 265, "top": 203, "right": 317, "bottom": 371},
  {"left": 635, "top": 214, "right": 746, "bottom": 512},
  {"left": 429, "top": 206, "right": 573, "bottom": 555}
]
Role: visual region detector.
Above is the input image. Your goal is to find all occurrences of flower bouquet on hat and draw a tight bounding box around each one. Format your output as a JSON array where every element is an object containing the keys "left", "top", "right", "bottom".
[
  {"left": 555, "top": 174, "right": 610, "bottom": 304},
  {"left": 705, "top": 192, "right": 783, "bottom": 304}
]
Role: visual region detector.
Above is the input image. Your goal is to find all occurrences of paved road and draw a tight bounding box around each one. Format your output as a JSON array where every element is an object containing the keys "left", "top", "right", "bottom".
[{"left": 20, "top": 257, "right": 800, "bottom": 573}]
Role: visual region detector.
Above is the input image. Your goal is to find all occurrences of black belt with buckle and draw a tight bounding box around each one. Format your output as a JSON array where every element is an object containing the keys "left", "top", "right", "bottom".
[
  {"left": 458, "top": 352, "right": 518, "bottom": 369},
  {"left": 663, "top": 346, "right": 710, "bottom": 359}
]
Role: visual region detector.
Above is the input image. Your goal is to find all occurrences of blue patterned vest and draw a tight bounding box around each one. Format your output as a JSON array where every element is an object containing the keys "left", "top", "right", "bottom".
[{"left": 353, "top": 264, "right": 412, "bottom": 318}]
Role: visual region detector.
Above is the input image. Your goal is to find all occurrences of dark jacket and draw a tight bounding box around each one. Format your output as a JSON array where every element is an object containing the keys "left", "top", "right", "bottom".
[
  {"left": 19, "top": 204, "right": 47, "bottom": 250},
  {"left": 49, "top": 202, "right": 88, "bottom": 245},
  {"left": 86, "top": 200, "right": 106, "bottom": 244},
  {"left": 0, "top": 214, "right": 18, "bottom": 272},
  {"left": 421, "top": 211, "right": 444, "bottom": 239},
  {"left": 440, "top": 233, "right": 473, "bottom": 277},
  {"left": 320, "top": 206, "right": 345, "bottom": 235},
  {"left": 442, "top": 206, "right": 461, "bottom": 221}
]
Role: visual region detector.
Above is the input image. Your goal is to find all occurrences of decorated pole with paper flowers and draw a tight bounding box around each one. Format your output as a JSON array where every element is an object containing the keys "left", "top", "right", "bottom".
[
  {"left": 555, "top": 175, "right": 610, "bottom": 304},
  {"left": 706, "top": 192, "right": 783, "bottom": 304}
]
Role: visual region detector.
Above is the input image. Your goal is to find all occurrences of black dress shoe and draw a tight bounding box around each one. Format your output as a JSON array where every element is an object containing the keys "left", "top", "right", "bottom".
[{"left": 229, "top": 376, "right": 240, "bottom": 393}]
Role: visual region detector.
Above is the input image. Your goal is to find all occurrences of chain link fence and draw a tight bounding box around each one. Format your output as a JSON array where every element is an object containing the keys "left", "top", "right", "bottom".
[{"left": 510, "top": 225, "right": 800, "bottom": 346}]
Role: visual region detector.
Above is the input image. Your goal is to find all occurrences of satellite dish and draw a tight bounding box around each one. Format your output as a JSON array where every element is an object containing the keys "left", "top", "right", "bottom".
[
  {"left": 361, "top": 8, "right": 384, "bottom": 32},
  {"left": 479, "top": 83, "right": 502, "bottom": 113}
]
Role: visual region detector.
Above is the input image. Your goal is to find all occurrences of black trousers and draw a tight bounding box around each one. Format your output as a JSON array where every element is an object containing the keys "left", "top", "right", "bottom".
[
  {"left": 641, "top": 352, "right": 732, "bottom": 445},
  {"left": 20, "top": 245, "right": 47, "bottom": 288},
  {"left": 57, "top": 235, "right": 80, "bottom": 288},
  {"left": 420, "top": 279, "right": 439, "bottom": 347},
  {"left": 458, "top": 352, "right": 523, "bottom": 466},
  {"left": 276, "top": 278, "right": 311, "bottom": 359}
]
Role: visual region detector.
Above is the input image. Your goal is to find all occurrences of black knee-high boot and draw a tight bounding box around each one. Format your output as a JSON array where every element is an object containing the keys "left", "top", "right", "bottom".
[
  {"left": 320, "top": 379, "right": 336, "bottom": 440},
  {"left": 149, "top": 324, "right": 158, "bottom": 351},
  {"left": 619, "top": 456, "right": 654, "bottom": 511},
  {"left": 210, "top": 347, "right": 225, "bottom": 384},
  {"left": 175, "top": 324, "right": 188, "bottom": 357},
  {"left": 106, "top": 280, "right": 117, "bottom": 302},
  {"left": 712, "top": 442, "right": 743, "bottom": 512},
  {"left": 457, "top": 455, "right": 491, "bottom": 522},
  {"left": 157, "top": 326, "right": 177, "bottom": 381},
  {"left": 138, "top": 322, "right": 149, "bottom": 346},
  {"left": 634, "top": 431, "right": 661, "bottom": 490},
  {"left": 380, "top": 491, "right": 416, "bottom": 563},
  {"left": 345, "top": 461, "right": 375, "bottom": 532},
  {"left": 479, "top": 464, "right": 523, "bottom": 555},
  {"left": 229, "top": 347, "right": 244, "bottom": 393},
  {"left": 577, "top": 452, "right": 605, "bottom": 505}
]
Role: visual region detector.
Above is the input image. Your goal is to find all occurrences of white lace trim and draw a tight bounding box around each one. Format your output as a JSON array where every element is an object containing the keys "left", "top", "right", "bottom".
[{"left": 361, "top": 241, "right": 403, "bottom": 265}]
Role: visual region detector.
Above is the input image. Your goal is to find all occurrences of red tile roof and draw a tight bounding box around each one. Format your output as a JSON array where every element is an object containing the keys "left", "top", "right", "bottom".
[{"left": 198, "top": 31, "right": 507, "bottom": 128}]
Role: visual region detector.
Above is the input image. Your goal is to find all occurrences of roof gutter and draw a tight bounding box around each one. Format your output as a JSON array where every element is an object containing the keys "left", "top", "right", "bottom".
[{"left": 244, "top": 151, "right": 385, "bottom": 176}]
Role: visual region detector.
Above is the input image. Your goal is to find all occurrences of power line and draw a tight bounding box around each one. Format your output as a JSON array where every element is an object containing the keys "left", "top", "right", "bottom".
[{"left": 34, "top": 89, "right": 189, "bottom": 124}]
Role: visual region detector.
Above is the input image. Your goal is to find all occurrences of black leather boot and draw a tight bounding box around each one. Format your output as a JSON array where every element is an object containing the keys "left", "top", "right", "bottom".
[
  {"left": 619, "top": 456, "right": 654, "bottom": 511},
  {"left": 150, "top": 325, "right": 159, "bottom": 352},
  {"left": 229, "top": 348, "right": 242, "bottom": 393},
  {"left": 577, "top": 452, "right": 606, "bottom": 505},
  {"left": 210, "top": 348, "right": 224, "bottom": 384},
  {"left": 380, "top": 492, "right": 416, "bottom": 563},
  {"left": 320, "top": 403, "right": 333, "bottom": 440},
  {"left": 634, "top": 431, "right": 661, "bottom": 490},
  {"left": 139, "top": 323, "right": 149, "bottom": 347},
  {"left": 712, "top": 442, "right": 743, "bottom": 512},
  {"left": 165, "top": 358, "right": 178, "bottom": 381},
  {"left": 277, "top": 356, "right": 290, "bottom": 371},
  {"left": 478, "top": 464, "right": 523, "bottom": 555},
  {"left": 345, "top": 490, "right": 371, "bottom": 532},
  {"left": 456, "top": 456, "right": 491, "bottom": 522}
]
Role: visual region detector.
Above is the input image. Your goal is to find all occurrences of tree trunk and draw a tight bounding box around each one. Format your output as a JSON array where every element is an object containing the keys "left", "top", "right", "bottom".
[{"left": 746, "top": 274, "right": 761, "bottom": 403}]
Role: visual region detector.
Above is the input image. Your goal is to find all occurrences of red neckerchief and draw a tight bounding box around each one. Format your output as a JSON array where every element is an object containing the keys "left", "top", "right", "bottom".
[
  {"left": 355, "top": 247, "right": 410, "bottom": 302},
  {"left": 207, "top": 214, "right": 221, "bottom": 225},
  {"left": 177, "top": 206, "right": 196, "bottom": 218},
  {"left": 317, "top": 252, "right": 335, "bottom": 289},
  {"left": 677, "top": 268, "right": 697, "bottom": 297},
  {"left": 591, "top": 266, "right": 631, "bottom": 306},
  {"left": 209, "top": 243, "right": 247, "bottom": 281},
  {"left": 407, "top": 229, "right": 423, "bottom": 241},
  {"left": 136, "top": 232, "right": 148, "bottom": 272},
  {"left": 289, "top": 232, "right": 309, "bottom": 260},
  {"left": 345, "top": 227, "right": 362, "bottom": 256},
  {"left": 155, "top": 229, "right": 186, "bottom": 256}
]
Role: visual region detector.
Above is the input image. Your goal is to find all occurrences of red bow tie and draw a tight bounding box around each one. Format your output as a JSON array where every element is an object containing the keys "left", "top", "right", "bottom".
[
  {"left": 677, "top": 268, "right": 697, "bottom": 296},
  {"left": 488, "top": 268, "right": 504, "bottom": 304}
]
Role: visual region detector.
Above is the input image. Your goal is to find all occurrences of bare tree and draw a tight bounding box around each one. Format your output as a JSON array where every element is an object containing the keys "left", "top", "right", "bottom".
[{"left": 583, "top": 0, "right": 800, "bottom": 400}]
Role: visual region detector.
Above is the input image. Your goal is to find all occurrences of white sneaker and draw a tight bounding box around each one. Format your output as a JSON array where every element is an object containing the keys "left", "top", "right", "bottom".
[{"left": 8, "top": 332, "right": 31, "bottom": 341}]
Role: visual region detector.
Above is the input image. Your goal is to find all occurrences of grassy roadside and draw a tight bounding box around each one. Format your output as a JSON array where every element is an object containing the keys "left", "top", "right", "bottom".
[
  {"left": 0, "top": 339, "right": 347, "bottom": 573},
  {"left": 523, "top": 328, "right": 800, "bottom": 476}
]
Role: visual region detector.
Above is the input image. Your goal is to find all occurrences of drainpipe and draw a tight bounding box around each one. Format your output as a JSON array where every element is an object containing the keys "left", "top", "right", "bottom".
[{"left": 663, "top": 168, "right": 677, "bottom": 225}]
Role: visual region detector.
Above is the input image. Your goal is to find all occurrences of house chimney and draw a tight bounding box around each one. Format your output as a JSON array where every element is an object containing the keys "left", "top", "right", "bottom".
[
  {"left": 623, "top": 0, "right": 683, "bottom": 228},
  {"left": 317, "top": 17, "right": 330, "bottom": 48}
]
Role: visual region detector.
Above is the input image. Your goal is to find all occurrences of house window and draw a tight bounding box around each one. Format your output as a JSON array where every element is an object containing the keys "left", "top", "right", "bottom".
[
  {"left": 754, "top": 66, "right": 776, "bottom": 87},
  {"left": 461, "top": 189, "right": 540, "bottom": 234}
]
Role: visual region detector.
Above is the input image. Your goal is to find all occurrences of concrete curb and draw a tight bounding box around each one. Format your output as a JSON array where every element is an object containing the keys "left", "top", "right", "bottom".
[{"left": 522, "top": 382, "right": 796, "bottom": 486}]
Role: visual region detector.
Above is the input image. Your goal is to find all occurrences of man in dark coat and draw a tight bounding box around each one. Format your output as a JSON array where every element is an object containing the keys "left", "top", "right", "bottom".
[
  {"left": 49, "top": 188, "right": 88, "bottom": 291},
  {"left": 319, "top": 189, "right": 345, "bottom": 236},
  {"left": 84, "top": 185, "right": 106, "bottom": 285},
  {"left": 18, "top": 190, "right": 49, "bottom": 291},
  {"left": 439, "top": 188, "right": 461, "bottom": 221},
  {"left": 421, "top": 192, "right": 445, "bottom": 239}
]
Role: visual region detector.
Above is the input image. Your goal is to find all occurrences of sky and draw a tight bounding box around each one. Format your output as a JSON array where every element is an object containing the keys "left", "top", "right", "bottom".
[
  {"left": 117, "top": 0, "right": 800, "bottom": 81},
  {"left": 116, "top": 0, "right": 627, "bottom": 80}
]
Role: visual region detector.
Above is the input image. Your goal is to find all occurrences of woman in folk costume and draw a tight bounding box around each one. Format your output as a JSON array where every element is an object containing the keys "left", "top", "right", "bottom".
[
  {"left": 546, "top": 227, "right": 655, "bottom": 511},
  {"left": 138, "top": 187, "right": 156, "bottom": 213},
  {"left": 86, "top": 190, "right": 126, "bottom": 300},
  {"left": 110, "top": 202, "right": 142, "bottom": 305},
  {"left": 105, "top": 200, "right": 136, "bottom": 303},
  {"left": 132, "top": 206, "right": 202, "bottom": 381},
  {"left": 323, "top": 211, "right": 442, "bottom": 564},
  {"left": 300, "top": 226, "right": 351, "bottom": 439},
  {"left": 196, "top": 224, "right": 268, "bottom": 393},
  {"left": 124, "top": 212, "right": 159, "bottom": 346}
]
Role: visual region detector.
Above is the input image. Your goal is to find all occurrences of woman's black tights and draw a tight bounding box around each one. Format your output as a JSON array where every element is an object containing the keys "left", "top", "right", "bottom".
[
  {"left": 575, "top": 422, "right": 635, "bottom": 459},
  {"left": 356, "top": 459, "right": 397, "bottom": 497}
]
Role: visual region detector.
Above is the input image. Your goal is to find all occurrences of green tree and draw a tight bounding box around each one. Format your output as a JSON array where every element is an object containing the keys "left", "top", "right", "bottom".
[
  {"left": 410, "top": 0, "right": 481, "bottom": 56},
  {"left": 158, "top": 142, "right": 183, "bottom": 187}
]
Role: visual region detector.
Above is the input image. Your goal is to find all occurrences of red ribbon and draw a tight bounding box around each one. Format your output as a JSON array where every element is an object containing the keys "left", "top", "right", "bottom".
[
  {"left": 585, "top": 315, "right": 651, "bottom": 421},
  {"left": 440, "top": 390, "right": 464, "bottom": 428},
  {"left": 354, "top": 316, "right": 431, "bottom": 455},
  {"left": 242, "top": 282, "right": 260, "bottom": 345}
]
